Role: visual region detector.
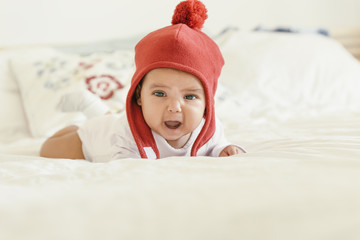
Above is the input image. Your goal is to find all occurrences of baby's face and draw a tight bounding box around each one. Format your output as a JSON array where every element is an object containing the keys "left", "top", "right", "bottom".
[{"left": 137, "top": 68, "right": 206, "bottom": 149}]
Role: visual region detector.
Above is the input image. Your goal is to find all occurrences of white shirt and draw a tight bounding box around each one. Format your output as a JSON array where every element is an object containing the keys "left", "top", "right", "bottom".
[{"left": 78, "top": 112, "right": 236, "bottom": 162}]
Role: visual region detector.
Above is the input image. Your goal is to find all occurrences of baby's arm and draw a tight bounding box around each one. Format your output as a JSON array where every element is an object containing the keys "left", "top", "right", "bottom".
[{"left": 219, "top": 145, "right": 245, "bottom": 157}]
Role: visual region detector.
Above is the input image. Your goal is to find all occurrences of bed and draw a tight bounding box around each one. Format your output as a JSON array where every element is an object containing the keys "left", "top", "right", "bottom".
[{"left": 1, "top": 29, "right": 360, "bottom": 240}]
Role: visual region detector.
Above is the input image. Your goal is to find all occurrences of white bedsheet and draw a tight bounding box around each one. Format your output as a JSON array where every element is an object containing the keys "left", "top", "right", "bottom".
[{"left": 1, "top": 112, "right": 360, "bottom": 240}]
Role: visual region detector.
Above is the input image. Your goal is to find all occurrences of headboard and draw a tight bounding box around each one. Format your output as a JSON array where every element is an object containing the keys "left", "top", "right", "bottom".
[{"left": 332, "top": 28, "right": 360, "bottom": 61}]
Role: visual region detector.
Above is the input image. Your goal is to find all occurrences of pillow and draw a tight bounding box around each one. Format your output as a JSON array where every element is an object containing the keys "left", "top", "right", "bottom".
[
  {"left": 218, "top": 31, "right": 360, "bottom": 120},
  {"left": 10, "top": 48, "right": 134, "bottom": 138},
  {"left": 0, "top": 50, "right": 31, "bottom": 143}
]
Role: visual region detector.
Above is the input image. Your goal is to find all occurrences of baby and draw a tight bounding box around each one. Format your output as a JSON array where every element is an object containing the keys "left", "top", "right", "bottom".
[{"left": 40, "top": 0, "right": 245, "bottom": 162}]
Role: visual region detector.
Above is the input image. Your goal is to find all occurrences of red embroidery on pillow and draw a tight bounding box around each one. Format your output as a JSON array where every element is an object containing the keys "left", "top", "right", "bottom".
[
  {"left": 79, "top": 62, "right": 95, "bottom": 70},
  {"left": 86, "top": 75, "right": 124, "bottom": 100}
]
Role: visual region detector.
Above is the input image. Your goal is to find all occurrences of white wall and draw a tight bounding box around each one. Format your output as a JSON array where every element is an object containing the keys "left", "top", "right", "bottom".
[{"left": 1, "top": 0, "right": 360, "bottom": 46}]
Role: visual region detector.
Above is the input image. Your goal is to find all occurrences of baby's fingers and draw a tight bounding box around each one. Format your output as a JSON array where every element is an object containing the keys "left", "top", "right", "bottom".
[{"left": 219, "top": 145, "right": 240, "bottom": 157}]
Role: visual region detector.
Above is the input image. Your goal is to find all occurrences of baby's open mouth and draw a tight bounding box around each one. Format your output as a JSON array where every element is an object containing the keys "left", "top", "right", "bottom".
[{"left": 164, "top": 121, "right": 182, "bottom": 129}]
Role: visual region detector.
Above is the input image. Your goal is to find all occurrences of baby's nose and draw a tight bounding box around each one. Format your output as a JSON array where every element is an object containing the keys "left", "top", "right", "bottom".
[{"left": 167, "top": 99, "right": 182, "bottom": 113}]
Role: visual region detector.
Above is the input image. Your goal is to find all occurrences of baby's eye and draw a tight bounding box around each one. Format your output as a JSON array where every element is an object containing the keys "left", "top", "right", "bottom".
[
  {"left": 184, "top": 94, "right": 196, "bottom": 100},
  {"left": 153, "top": 91, "right": 165, "bottom": 97}
]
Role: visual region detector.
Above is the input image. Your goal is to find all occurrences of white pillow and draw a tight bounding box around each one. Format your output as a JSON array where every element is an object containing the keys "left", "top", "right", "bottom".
[
  {"left": 219, "top": 31, "right": 360, "bottom": 120},
  {"left": 0, "top": 50, "right": 31, "bottom": 143},
  {"left": 11, "top": 48, "right": 134, "bottom": 138}
]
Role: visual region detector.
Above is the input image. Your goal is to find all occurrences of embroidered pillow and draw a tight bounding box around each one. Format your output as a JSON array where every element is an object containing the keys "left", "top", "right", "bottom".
[{"left": 11, "top": 48, "right": 134, "bottom": 137}]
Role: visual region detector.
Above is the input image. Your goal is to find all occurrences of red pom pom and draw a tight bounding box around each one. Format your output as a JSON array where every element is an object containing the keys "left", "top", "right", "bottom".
[{"left": 171, "top": 0, "right": 208, "bottom": 29}]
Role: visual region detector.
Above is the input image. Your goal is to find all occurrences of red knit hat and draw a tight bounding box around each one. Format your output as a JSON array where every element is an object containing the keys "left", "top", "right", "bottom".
[{"left": 126, "top": 0, "right": 224, "bottom": 159}]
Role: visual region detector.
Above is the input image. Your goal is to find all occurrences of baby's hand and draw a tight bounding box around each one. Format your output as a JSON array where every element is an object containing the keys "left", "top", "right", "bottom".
[{"left": 219, "top": 145, "right": 244, "bottom": 157}]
